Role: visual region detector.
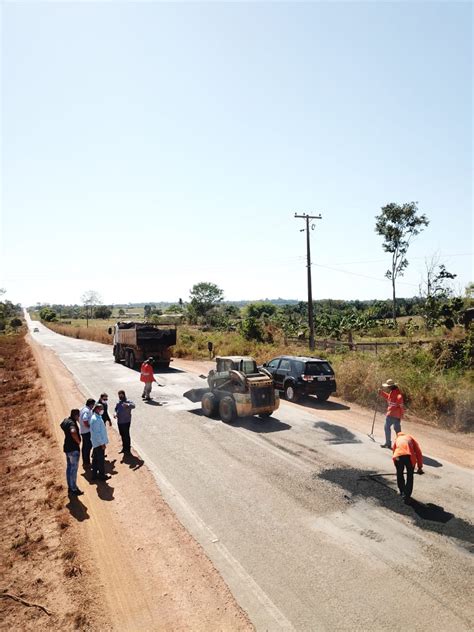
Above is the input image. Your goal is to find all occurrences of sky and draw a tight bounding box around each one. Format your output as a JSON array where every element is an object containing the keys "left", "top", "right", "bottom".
[{"left": 2, "top": 1, "right": 472, "bottom": 307}]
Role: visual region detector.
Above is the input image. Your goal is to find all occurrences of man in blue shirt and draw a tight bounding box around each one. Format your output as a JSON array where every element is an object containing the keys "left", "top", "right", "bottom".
[
  {"left": 114, "top": 390, "right": 136, "bottom": 454},
  {"left": 90, "top": 403, "right": 110, "bottom": 481}
]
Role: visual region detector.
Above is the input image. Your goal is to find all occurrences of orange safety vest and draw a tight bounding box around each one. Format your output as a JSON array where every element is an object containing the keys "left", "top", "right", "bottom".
[
  {"left": 379, "top": 388, "right": 404, "bottom": 419},
  {"left": 392, "top": 433, "right": 423, "bottom": 469},
  {"left": 140, "top": 363, "right": 155, "bottom": 383}
]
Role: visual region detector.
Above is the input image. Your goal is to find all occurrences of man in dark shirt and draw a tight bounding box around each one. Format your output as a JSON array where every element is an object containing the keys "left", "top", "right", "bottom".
[
  {"left": 97, "top": 393, "right": 112, "bottom": 426},
  {"left": 114, "top": 390, "right": 136, "bottom": 454},
  {"left": 60, "top": 409, "right": 83, "bottom": 496}
]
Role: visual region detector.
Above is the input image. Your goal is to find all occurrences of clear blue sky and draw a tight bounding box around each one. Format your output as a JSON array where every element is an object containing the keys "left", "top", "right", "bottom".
[{"left": 2, "top": 1, "right": 472, "bottom": 307}]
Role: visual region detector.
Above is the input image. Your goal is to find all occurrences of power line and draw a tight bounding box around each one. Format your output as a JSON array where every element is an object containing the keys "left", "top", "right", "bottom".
[
  {"left": 312, "top": 262, "right": 420, "bottom": 287},
  {"left": 314, "top": 253, "right": 473, "bottom": 266}
]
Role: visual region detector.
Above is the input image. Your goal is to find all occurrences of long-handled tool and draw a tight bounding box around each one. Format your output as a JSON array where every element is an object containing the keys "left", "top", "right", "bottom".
[{"left": 368, "top": 398, "right": 378, "bottom": 442}]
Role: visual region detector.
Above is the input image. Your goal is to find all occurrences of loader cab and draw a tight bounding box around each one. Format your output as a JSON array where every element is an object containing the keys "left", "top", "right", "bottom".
[{"left": 216, "top": 356, "right": 258, "bottom": 376}]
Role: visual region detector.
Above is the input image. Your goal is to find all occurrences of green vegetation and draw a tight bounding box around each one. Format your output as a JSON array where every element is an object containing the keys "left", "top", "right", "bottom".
[
  {"left": 0, "top": 289, "right": 22, "bottom": 333},
  {"left": 31, "top": 276, "right": 473, "bottom": 432}
]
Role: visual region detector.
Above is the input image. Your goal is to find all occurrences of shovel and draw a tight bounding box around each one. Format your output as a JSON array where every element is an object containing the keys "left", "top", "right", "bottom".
[{"left": 368, "top": 399, "right": 378, "bottom": 442}]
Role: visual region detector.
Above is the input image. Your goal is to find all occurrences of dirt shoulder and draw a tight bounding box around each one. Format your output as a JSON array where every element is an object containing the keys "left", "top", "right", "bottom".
[
  {"left": 0, "top": 333, "right": 106, "bottom": 631},
  {"left": 27, "top": 337, "right": 253, "bottom": 631},
  {"left": 173, "top": 358, "right": 474, "bottom": 470}
]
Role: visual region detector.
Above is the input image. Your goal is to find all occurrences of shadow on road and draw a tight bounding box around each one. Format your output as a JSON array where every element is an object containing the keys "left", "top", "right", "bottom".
[
  {"left": 65, "top": 497, "right": 90, "bottom": 522},
  {"left": 189, "top": 409, "right": 291, "bottom": 432},
  {"left": 143, "top": 399, "right": 164, "bottom": 406},
  {"left": 423, "top": 456, "right": 443, "bottom": 468},
  {"left": 121, "top": 452, "right": 144, "bottom": 470},
  {"left": 317, "top": 466, "right": 474, "bottom": 549},
  {"left": 105, "top": 459, "right": 118, "bottom": 476},
  {"left": 300, "top": 398, "right": 350, "bottom": 411},
  {"left": 409, "top": 500, "right": 453, "bottom": 523},
  {"left": 313, "top": 421, "right": 361, "bottom": 444},
  {"left": 95, "top": 482, "right": 114, "bottom": 501},
  {"left": 232, "top": 416, "right": 291, "bottom": 433}
]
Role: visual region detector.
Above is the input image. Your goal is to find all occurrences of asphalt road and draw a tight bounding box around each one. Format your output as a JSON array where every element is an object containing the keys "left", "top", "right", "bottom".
[{"left": 27, "top": 317, "right": 474, "bottom": 631}]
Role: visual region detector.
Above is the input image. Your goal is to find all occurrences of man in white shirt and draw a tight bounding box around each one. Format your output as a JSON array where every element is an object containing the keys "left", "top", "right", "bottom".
[{"left": 79, "top": 398, "right": 95, "bottom": 468}]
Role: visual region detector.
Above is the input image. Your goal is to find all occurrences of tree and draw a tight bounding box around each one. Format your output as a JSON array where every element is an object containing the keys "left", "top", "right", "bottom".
[
  {"left": 81, "top": 290, "right": 102, "bottom": 327},
  {"left": 10, "top": 317, "right": 22, "bottom": 330},
  {"left": 39, "top": 307, "right": 57, "bottom": 322},
  {"left": 118, "top": 308, "right": 126, "bottom": 316},
  {"left": 189, "top": 282, "right": 224, "bottom": 319},
  {"left": 375, "top": 202, "right": 429, "bottom": 323},
  {"left": 94, "top": 305, "right": 112, "bottom": 319},
  {"left": 419, "top": 256, "right": 457, "bottom": 330}
]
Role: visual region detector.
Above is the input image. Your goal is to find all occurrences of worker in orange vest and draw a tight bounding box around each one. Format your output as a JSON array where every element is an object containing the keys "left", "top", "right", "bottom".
[
  {"left": 140, "top": 357, "right": 156, "bottom": 401},
  {"left": 392, "top": 432, "right": 423, "bottom": 502},
  {"left": 379, "top": 378, "right": 404, "bottom": 448}
]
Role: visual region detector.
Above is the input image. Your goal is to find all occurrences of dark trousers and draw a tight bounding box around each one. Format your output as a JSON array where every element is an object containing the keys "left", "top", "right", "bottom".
[
  {"left": 118, "top": 422, "right": 131, "bottom": 453},
  {"left": 395, "top": 455, "right": 414, "bottom": 497},
  {"left": 81, "top": 432, "right": 92, "bottom": 466},
  {"left": 92, "top": 446, "right": 105, "bottom": 478}
]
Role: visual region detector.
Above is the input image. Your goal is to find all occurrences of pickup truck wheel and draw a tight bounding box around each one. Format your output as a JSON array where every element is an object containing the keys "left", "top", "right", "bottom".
[
  {"left": 284, "top": 383, "right": 299, "bottom": 402},
  {"left": 317, "top": 393, "right": 330, "bottom": 402},
  {"left": 202, "top": 392, "right": 217, "bottom": 417},
  {"left": 219, "top": 396, "right": 236, "bottom": 423}
]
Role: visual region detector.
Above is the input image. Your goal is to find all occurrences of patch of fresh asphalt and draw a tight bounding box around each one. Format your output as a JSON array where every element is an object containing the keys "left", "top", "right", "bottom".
[{"left": 28, "top": 318, "right": 474, "bottom": 631}]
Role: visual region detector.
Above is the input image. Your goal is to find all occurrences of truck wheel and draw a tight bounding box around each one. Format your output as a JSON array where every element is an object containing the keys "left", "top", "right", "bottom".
[
  {"left": 113, "top": 346, "right": 120, "bottom": 363},
  {"left": 201, "top": 392, "right": 217, "bottom": 417},
  {"left": 219, "top": 396, "right": 236, "bottom": 423},
  {"left": 317, "top": 393, "right": 330, "bottom": 402},
  {"left": 258, "top": 412, "right": 272, "bottom": 419},
  {"left": 127, "top": 351, "right": 136, "bottom": 369},
  {"left": 284, "top": 383, "right": 299, "bottom": 402}
]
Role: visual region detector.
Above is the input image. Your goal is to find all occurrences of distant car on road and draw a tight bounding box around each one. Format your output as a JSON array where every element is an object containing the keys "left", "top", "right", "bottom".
[
  {"left": 261, "top": 355, "right": 336, "bottom": 402},
  {"left": 33, "top": 327, "right": 39, "bottom": 332}
]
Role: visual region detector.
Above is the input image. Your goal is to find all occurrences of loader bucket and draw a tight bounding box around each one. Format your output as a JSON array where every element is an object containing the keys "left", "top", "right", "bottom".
[{"left": 183, "top": 388, "right": 208, "bottom": 403}]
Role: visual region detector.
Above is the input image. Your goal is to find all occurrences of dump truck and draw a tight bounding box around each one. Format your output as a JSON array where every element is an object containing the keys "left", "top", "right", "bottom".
[
  {"left": 184, "top": 356, "right": 279, "bottom": 423},
  {"left": 108, "top": 322, "right": 177, "bottom": 369}
]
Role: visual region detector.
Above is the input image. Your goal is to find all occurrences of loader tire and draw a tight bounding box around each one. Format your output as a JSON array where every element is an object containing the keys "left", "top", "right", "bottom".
[
  {"left": 219, "top": 396, "right": 236, "bottom": 423},
  {"left": 202, "top": 392, "right": 218, "bottom": 417}
]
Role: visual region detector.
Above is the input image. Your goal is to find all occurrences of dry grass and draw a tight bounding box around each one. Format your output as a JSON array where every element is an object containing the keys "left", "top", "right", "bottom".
[{"left": 45, "top": 322, "right": 113, "bottom": 345}]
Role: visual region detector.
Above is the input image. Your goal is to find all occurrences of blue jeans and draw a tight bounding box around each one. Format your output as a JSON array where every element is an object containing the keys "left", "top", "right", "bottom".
[
  {"left": 66, "top": 450, "right": 80, "bottom": 491},
  {"left": 384, "top": 416, "right": 401, "bottom": 446}
]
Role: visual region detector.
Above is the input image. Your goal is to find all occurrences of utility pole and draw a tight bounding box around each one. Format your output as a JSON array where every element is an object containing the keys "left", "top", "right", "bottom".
[{"left": 294, "top": 212, "right": 322, "bottom": 351}]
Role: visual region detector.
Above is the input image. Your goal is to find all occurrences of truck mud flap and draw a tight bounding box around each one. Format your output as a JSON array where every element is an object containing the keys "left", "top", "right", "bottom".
[{"left": 183, "top": 388, "right": 209, "bottom": 403}]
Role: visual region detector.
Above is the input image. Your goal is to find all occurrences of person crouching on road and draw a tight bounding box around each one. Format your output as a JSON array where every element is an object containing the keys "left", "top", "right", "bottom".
[
  {"left": 392, "top": 431, "right": 423, "bottom": 502},
  {"left": 79, "top": 398, "right": 95, "bottom": 468},
  {"left": 378, "top": 379, "right": 404, "bottom": 448},
  {"left": 90, "top": 403, "right": 110, "bottom": 481},
  {"left": 114, "top": 390, "right": 135, "bottom": 454},
  {"left": 140, "top": 357, "right": 156, "bottom": 401},
  {"left": 60, "top": 409, "right": 84, "bottom": 496}
]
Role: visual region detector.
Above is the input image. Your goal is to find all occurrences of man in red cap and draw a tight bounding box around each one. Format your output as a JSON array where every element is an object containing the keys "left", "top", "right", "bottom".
[
  {"left": 140, "top": 357, "right": 156, "bottom": 401},
  {"left": 392, "top": 431, "right": 423, "bottom": 502}
]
